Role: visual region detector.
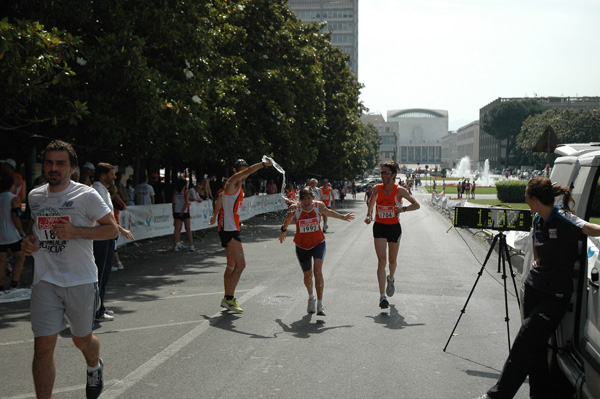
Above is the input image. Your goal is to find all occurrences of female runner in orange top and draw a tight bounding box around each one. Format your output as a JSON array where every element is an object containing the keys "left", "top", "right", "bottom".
[
  {"left": 279, "top": 187, "right": 354, "bottom": 315},
  {"left": 364, "top": 161, "right": 420, "bottom": 309}
]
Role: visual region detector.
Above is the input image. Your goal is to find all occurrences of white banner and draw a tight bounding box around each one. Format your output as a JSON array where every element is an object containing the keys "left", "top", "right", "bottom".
[{"left": 116, "top": 194, "right": 288, "bottom": 246}]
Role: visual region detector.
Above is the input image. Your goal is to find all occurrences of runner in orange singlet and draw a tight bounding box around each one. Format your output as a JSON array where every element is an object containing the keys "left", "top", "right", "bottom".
[
  {"left": 279, "top": 187, "right": 354, "bottom": 315},
  {"left": 209, "top": 158, "right": 274, "bottom": 313},
  {"left": 364, "top": 161, "right": 420, "bottom": 309},
  {"left": 320, "top": 178, "right": 335, "bottom": 232}
]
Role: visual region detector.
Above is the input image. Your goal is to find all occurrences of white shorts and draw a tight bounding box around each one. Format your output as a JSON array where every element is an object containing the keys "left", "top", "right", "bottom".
[{"left": 30, "top": 281, "right": 99, "bottom": 338}]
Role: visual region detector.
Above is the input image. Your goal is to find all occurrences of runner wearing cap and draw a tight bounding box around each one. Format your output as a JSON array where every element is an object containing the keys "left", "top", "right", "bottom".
[{"left": 210, "top": 158, "right": 274, "bottom": 313}]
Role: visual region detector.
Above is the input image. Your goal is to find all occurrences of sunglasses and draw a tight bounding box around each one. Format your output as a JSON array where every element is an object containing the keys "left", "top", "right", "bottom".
[{"left": 380, "top": 171, "right": 394, "bottom": 175}]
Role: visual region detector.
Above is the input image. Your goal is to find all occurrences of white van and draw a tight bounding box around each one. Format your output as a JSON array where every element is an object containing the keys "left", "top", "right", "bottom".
[{"left": 520, "top": 143, "right": 600, "bottom": 398}]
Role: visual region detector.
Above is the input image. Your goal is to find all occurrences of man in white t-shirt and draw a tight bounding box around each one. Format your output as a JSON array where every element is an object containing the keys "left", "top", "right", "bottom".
[
  {"left": 134, "top": 174, "right": 155, "bottom": 205},
  {"left": 23, "top": 140, "right": 118, "bottom": 399}
]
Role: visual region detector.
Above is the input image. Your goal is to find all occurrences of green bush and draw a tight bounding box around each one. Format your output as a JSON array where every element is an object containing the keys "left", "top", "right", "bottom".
[{"left": 496, "top": 181, "right": 528, "bottom": 203}]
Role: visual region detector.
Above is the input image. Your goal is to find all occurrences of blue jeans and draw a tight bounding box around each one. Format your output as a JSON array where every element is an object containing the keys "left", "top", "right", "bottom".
[{"left": 93, "top": 239, "right": 115, "bottom": 317}]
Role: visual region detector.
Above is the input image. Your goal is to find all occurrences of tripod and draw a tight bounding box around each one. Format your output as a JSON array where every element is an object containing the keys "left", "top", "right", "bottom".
[{"left": 443, "top": 231, "right": 521, "bottom": 352}]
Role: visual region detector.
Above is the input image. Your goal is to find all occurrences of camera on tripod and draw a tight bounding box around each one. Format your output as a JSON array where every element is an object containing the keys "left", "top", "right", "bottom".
[{"left": 453, "top": 206, "right": 533, "bottom": 232}]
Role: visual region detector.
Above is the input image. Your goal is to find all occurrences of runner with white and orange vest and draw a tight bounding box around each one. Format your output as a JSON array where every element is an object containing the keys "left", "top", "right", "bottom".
[
  {"left": 279, "top": 186, "right": 354, "bottom": 315},
  {"left": 364, "top": 161, "right": 420, "bottom": 309},
  {"left": 320, "top": 178, "right": 335, "bottom": 232},
  {"left": 210, "top": 158, "right": 275, "bottom": 313}
]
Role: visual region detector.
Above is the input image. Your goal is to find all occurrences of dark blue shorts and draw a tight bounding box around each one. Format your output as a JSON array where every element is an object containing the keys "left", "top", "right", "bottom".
[{"left": 295, "top": 241, "right": 326, "bottom": 272}]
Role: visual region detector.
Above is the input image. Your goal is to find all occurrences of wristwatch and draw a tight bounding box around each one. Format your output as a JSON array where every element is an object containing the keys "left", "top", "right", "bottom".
[{"left": 280, "top": 225, "right": 287, "bottom": 232}]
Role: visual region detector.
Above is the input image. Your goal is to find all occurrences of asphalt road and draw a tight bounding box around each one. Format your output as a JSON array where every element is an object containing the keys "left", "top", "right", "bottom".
[{"left": 1, "top": 189, "right": 530, "bottom": 399}]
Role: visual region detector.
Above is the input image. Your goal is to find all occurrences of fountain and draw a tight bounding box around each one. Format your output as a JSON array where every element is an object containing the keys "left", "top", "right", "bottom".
[
  {"left": 451, "top": 156, "right": 495, "bottom": 186},
  {"left": 475, "top": 159, "right": 494, "bottom": 186},
  {"left": 451, "top": 156, "right": 472, "bottom": 178}
]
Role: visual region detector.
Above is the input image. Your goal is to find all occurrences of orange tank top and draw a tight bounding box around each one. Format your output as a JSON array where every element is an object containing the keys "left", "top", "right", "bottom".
[
  {"left": 374, "top": 183, "right": 401, "bottom": 225},
  {"left": 321, "top": 186, "right": 332, "bottom": 206},
  {"left": 293, "top": 201, "right": 325, "bottom": 249}
]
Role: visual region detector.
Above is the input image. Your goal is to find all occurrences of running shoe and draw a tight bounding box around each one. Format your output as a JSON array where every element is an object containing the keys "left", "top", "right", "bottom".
[
  {"left": 220, "top": 298, "right": 231, "bottom": 310},
  {"left": 111, "top": 265, "right": 118, "bottom": 272},
  {"left": 317, "top": 304, "right": 326, "bottom": 316},
  {"left": 379, "top": 297, "right": 389, "bottom": 309},
  {"left": 221, "top": 298, "right": 243, "bottom": 313},
  {"left": 187, "top": 246, "right": 195, "bottom": 252},
  {"left": 95, "top": 313, "right": 114, "bottom": 322},
  {"left": 307, "top": 297, "right": 316, "bottom": 314},
  {"left": 231, "top": 298, "right": 243, "bottom": 313},
  {"left": 86, "top": 358, "right": 103, "bottom": 399},
  {"left": 386, "top": 275, "right": 395, "bottom": 297},
  {"left": 117, "top": 261, "right": 125, "bottom": 270}
]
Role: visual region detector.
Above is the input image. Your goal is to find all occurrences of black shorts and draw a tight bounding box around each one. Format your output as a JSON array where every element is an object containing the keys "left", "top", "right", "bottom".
[
  {"left": 173, "top": 212, "right": 191, "bottom": 221},
  {"left": 295, "top": 241, "right": 326, "bottom": 272},
  {"left": 0, "top": 240, "right": 22, "bottom": 253},
  {"left": 373, "top": 222, "right": 402, "bottom": 243},
  {"left": 219, "top": 230, "right": 241, "bottom": 248}
]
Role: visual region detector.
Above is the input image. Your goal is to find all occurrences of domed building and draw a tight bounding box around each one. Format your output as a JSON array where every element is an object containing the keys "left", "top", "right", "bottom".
[{"left": 387, "top": 108, "right": 448, "bottom": 166}]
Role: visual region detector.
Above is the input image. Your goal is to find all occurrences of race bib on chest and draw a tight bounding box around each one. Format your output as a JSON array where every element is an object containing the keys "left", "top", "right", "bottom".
[
  {"left": 377, "top": 205, "right": 395, "bottom": 219},
  {"left": 36, "top": 215, "right": 70, "bottom": 254},
  {"left": 299, "top": 218, "right": 319, "bottom": 233},
  {"left": 36, "top": 216, "right": 71, "bottom": 241},
  {"left": 549, "top": 229, "right": 557, "bottom": 239}
]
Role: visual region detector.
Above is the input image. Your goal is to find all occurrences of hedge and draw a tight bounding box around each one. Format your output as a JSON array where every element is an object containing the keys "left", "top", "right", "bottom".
[{"left": 496, "top": 181, "right": 528, "bottom": 203}]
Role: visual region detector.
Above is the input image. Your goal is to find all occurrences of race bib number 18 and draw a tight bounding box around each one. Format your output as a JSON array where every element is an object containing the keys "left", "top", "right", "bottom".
[{"left": 36, "top": 216, "right": 71, "bottom": 241}]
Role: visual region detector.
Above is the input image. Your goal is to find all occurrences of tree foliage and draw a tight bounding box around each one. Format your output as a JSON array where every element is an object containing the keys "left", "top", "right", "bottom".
[
  {"left": 4, "top": 0, "right": 378, "bottom": 184},
  {"left": 481, "top": 99, "right": 546, "bottom": 167},
  {"left": 0, "top": 18, "right": 88, "bottom": 132},
  {"left": 516, "top": 108, "right": 600, "bottom": 167}
]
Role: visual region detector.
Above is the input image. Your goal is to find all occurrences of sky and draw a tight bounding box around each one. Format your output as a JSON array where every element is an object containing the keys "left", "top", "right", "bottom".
[{"left": 357, "top": 0, "right": 600, "bottom": 130}]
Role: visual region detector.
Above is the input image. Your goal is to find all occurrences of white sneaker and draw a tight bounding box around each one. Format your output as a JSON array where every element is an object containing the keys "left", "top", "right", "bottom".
[
  {"left": 117, "top": 262, "right": 124, "bottom": 270},
  {"left": 95, "top": 313, "right": 114, "bottom": 322},
  {"left": 317, "top": 304, "right": 326, "bottom": 316},
  {"left": 187, "top": 246, "right": 195, "bottom": 252},
  {"left": 307, "top": 297, "right": 316, "bottom": 314},
  {"left": 111, "top": 266, "right": 118, "bottom": 272},
  {"left": 386, "top": 275, "right": 395, "bottom": 297}
]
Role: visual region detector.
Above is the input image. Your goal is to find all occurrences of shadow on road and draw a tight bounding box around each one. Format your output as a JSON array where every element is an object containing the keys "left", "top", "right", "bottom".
[
  {"left": 275, "top": 314, "right": 353, "bottom": 338},
  {"left": 201, "top": 312, "right": 276, "bottom": 339},
  {"left": 365, "top": 304, "right": 426, "bottom": 330}
]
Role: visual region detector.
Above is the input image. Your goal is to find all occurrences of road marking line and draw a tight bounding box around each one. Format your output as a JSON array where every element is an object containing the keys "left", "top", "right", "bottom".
[{"left": 100, "top": 285, "right": 267, "bottom": 398}]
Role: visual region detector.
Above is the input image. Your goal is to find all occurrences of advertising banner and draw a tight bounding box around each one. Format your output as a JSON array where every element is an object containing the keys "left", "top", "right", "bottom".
[{"left": 116, "top": 194, "right": 288, "bottom": 246}]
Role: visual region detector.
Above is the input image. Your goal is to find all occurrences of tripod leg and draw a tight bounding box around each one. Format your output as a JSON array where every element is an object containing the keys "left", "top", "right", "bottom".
[
  {"left": 500, "top": 235, "right": 512, "bottom": 351},
  {"left": 443, "top": 233, "right": 500, "bottom": 352},
  {"left": 503, "top": 236, "right": 522, "bottom": 310}
]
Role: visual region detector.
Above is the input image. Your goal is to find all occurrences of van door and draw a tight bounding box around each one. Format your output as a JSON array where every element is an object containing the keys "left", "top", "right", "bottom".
[{"left": 581, "top": 164, "right": 600, "bottom": 398}]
